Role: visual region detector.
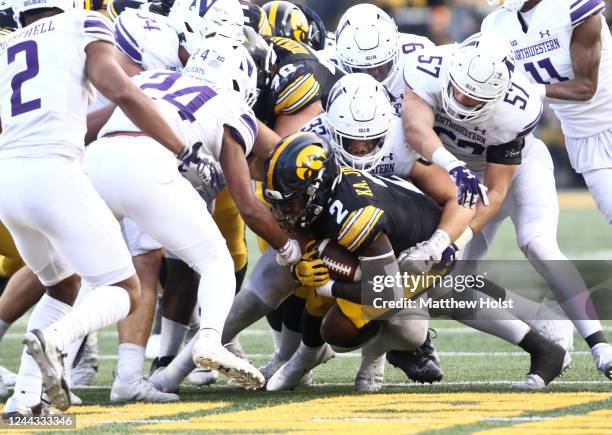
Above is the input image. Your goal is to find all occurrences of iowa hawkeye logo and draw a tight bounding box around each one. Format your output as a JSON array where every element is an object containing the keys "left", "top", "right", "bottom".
[{"left": 295, "top": 145, "right": 327, "bottom": 180}]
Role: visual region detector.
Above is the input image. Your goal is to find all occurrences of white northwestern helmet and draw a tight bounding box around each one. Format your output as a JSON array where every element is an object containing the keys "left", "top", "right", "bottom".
[
  {"left": 184, "top": 36, "right": 258, "bottom": 107},
  {"left": 442, "top": 32, "right": 515, "bottom": 122},
  {"left": 325, "top": 73, "right": 394, "bottom": 171},
  {"left": 335, "top": 4, "right": 400, "bottom": 90},
  {"left": 168, "top": 0, "right": 244, "bottom": 55},
  {"left": 487, "top": 0, "right": 528, "bottom": 13},
  {"left": 12, "top": 0, "right": 75, "bottom": 27}
]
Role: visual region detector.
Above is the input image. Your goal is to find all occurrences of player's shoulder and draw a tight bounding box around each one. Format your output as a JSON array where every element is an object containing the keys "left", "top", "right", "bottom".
[
  {"left": 72, "top": 9, "right": 114, "bottom": 42},
  {"left": 492, "top": 72, "right": 543, "bottom": 139},
  {"left": 402, "top": 44, "right": 452, "bottom": 101},
  {"left": 211, "top": 89, "right": 258, "bottom": 153},
  {"left": 568, "top": 0, "right": 605, "bottom": 28}
]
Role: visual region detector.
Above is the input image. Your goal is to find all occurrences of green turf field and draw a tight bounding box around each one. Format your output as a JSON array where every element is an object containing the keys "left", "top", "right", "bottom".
[{"left": 0, "top": 195, "right": 611, "bottom": 434}]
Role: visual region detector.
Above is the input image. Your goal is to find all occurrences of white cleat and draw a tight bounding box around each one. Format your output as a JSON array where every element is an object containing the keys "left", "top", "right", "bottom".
[
  {"left": 266, "top": 344, "right": 335, "bottom": 391},
  {"left": 110, "top": 376, "right": 179, "bottom": 402},
  {"left": 148, "top": 367, "right": 181, "bottom": 394},
  {"left": 72, "top": 333, "right": 99, "bottom": 387},
  {"left": 259, "top": 351, "right": 286, "bottom": 381},
  {"left": 591, "top": 343, "right": 612, "bottom": 380},
  {"left": 0, "top": 365, "right": 17, "bottom": 386},
  {"left": 0, "top": 376, "right": 7, "bottom": 399},
  {"left": 224, "top": 336, "right": 247, "bottom": 360},
  {"left": 530, "top": 318, "right": 574, "bottom": 352},
  {"left": 23, "top": 329, "right": 70, "bottom": 411},
  {"left": 3, "top": 395, "right": 56, "bottom": 418},
  {"left": 185, "top": 368, "right": 219, "bottom": 386},
  {"left": 355, "top": 354, "right": 385, "bottom": 393},
  {"left": 510, "top": 373, "right": 546, "bottom": 391},
  {"left": 192, "top": 330, "right": 264, "bottom": 390}
]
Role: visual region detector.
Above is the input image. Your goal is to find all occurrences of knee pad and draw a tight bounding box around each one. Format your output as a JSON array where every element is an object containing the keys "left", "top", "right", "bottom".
[{"left": 242, "top": 248, "right": 297, "bottom": 308}]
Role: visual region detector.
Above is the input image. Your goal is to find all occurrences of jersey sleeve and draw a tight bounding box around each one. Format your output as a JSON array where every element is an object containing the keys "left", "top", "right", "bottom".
[
  {"left": 218, "top": 92, "right": 259, "bottom": 157},
  {"left": 570, "top": 0, "right": 605, "bottom": 28},
  {"left": 485, "top": 137, "right": 525, "bottom": 165},
  {"left": 271, "top": 61, "right": 322, "bottom": 116},
  {"left": 81, "top": 10, "right": 115, "bottom": 48}
]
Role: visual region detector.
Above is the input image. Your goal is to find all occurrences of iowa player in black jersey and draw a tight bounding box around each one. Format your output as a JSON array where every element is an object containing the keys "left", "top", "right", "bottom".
[{"left": 263, "top": 132, "right": 569, "bottom": 392}]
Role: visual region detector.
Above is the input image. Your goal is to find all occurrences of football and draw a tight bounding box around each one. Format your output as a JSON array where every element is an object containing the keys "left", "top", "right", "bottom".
[{"left": 314, "top": 238, "right": 361, "bottom": 282}]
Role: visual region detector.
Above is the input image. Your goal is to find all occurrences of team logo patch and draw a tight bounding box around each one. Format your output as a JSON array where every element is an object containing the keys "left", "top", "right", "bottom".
[{"left": 295, "top": 145, "right": 327, "bottom": 180}]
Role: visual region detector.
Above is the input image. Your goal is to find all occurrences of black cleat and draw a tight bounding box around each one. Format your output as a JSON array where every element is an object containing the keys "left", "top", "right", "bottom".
[
  {"left": 149, "top": 355, "right": 175, "bottom": 376},
  {"left": 386, "top": 330, "right": 443, "bottom": 384}
]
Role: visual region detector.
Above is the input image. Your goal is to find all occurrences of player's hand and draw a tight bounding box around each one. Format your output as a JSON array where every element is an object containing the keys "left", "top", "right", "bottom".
[
  {"left": 292, "top": 256, "right": 331, "bottom": 288},
  {"left": 276, "top": 238, "right": 302, "bottom": 267},
  {"left": 196, "top": 155, "right": 226, "bottom": 193},
  {"left": 397, "top": 241, "right": 439, "bottom": 273},
  {"left": 448, "top": 165, "right": 489, "bottom": 208},
  {"left": 177, "top": 142, "right": 203, "bottom": 170}
]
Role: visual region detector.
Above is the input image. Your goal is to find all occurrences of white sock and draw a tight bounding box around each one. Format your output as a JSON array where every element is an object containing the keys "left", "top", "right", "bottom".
[
  {"left": 63, "top": 338, "right": 83, "bottom": 388},
  {"left": 158, "top": 335, "right": 197, "bottom": 390},
  {"left": 277, "top": 327, "right": 303, "bottom": 361},
  {"left": 0, "top": 318, "right": 10, "bottom": 341},
  {"left": 14, "top": 294, "right": 71, "bottom": 407},
  {"left": 195, "top": 256, "right": 235, "bottom": 334},
  {"left": 271, "top": 328, "right": 282, "bottom": 349},
  {"left": 116, "top": 343, "right": 145, "bottom": 383},
  {"left": 296, "top": 342, "right": 323, "bottom": 361},
  {"left": 159, "top": 317, "right": 189, "bottom": 358},
  {"left": 47, "top": 286, "right": 130, "bottom": 351},
  {"left": 573, "top": 320, "right": 603, "bottom": 340}
]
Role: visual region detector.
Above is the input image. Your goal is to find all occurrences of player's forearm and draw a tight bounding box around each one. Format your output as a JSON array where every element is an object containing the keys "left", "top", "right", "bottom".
[
  {"left": 240, "top": 201, "right": 288, "bottom": 251},
  {"left": 468, "top": 190, "right": 505, "bottom": 234},
  {"left": 437, "top": 199, "right": 475, "bottom": 243},
  {"left": 329, "top": 281, "right": 362, "bottom": 304},
  {"left": 85, "top": 104, "right": 116, "bottom": 144},
  {"left": 541, "top": 78, "right": 598, "bottom": 101},
  {"left": 403, "top": 119, "right": 443, "bottom": 161}
]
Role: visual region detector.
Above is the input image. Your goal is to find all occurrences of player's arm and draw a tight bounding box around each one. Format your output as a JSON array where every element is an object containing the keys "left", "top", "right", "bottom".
[
  {"left": 220, "top": 125, "right": 291, "bottom": 251},
  {"left": 85, "top": 105, "right": 116, "bottom": 144},
  {"left": 470, "top": 164, "right": 516, "bottom": 234},
  {"left": 539, "top": 15, "right": 602, "bottom": 101},
  {"left": 85, "top": 41, "right": 186, "bottom": 156},
  {"left": 409, "top": 161, "right": 475, "bottom": 243},
  {"left": 248, "top": 121, "right": 282, "bottom": 181},
  {"left": 274, "top": 101, "right": 324, "bottom": 137}
]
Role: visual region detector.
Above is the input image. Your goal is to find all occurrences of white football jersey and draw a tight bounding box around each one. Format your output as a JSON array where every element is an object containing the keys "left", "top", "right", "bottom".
[
  {"left": 321, "top": 32, "right": 434, "bottom": 116},
  {"left": 99, "top": 70, "right": 258, "bottom": 160},
  {"left": 301, "top": 114, "right": 419, "bottom": 178},
  {"left": 114, "top": 9, "right": 182, "bottom": 71},
  {"left": 402, "top": 44, "right": 543, "bottom": 176},
  {"left": 0, "top": 10, "right": 114, "bottom": 158},
  {"left": 482, "top": 0, "right": 612, "bottom": 139}
]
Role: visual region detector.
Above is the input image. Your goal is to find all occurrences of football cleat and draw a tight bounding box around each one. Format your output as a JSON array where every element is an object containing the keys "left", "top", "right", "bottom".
[
  {"left": 0, "top": 365, "right": 17, "bottom": 386},
  {"left": 192, "top": 330, "right": 264, "bottom": 390},
  {"left": 149, "top": 355, "right": 175, "bottom": 376},
  {"left": 23, "top": 329, "right": 71, "bottom": 411},
  {"left": 71, "top": 333, "right": 99, "bottom": 387},
  {"left": 354, "top": 354, "right": 385, "bottom": 393},
  {"left": 110, "top": 376, "right": 179, "bottom": 402},
  {"left": 266, "top": 344, "right": 334, "bottom": 391},
  {"left": 148, "top": 366, "right": 181, "bottom": 394},
  {"left": 224, "top": 336, "right": 248, "bottom": 361},
  {"left": 386, "top": 330, "right": 443, "bottom": 384},
  {"left": 259, "top": 350, "right": 286, "bottom": 381},
  {"left": 185, "top": 368, "right": 219, "bottom": 386},
  {"left": 3, "top": 395, "right": 56, "bottom": 420},
  {"left": 591, "top": 342, "right": 612, "bottom": 380},
  {"left": 511, "top": 341, "right": 568, "bottom": 390}
]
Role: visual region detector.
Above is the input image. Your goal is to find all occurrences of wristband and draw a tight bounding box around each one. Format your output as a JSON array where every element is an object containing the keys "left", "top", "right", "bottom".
[
  {"left": 432, "top": 147, "right": 465, "bottom": 172},
  {"left": 453, "top": 226, "right": 474, "bottom": 251},
  {"left": 316, "top": 280, "right": 335, "bottom": 298}
]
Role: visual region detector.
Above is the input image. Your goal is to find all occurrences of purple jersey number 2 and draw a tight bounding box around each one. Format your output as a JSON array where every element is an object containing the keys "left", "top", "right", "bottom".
[{"left": 7, "top": 40, "right": 41, "bottom": 117}]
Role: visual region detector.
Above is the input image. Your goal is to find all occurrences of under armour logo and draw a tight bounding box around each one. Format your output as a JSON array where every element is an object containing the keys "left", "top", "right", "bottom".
[
  {"left": 474, "top": 127, "right": 487, "bottom": 135},
  {"left": 510, "top": 40, "right": 518, "bottom": 47},
  {"left": 381, "top": 153, "right": 394, "bottom": 162},
  {"left": 539, "top": 30, "right": 551, "bottom": 38}
]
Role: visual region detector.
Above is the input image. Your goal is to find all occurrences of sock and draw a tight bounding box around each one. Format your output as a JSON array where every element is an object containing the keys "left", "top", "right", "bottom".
[
  {"left": 63, "top": 338, "right": 83, "bottom": 388},
  {"left": 158, "top": 335, "right": 197, "bottom": 390},
  {"left": 296, "top": 341, "right": 323, "bottom": 362},
  {"left": 271, "top": 328, "right": 281, "bottom": 349},
  {"left": 183, "top": 307, "right": 200, "bottom": 345},
  {"left": 116, "top": 343, "right": 145, "bottom": 383},
  {"left": 586, "top": 330, "right": 608, "bottom": 348},
  {"left": 14, "top": 294, "right": 71, "bottom": 407},
  {"left": 47, "top": 286, "right": 130, "bottom": 351},
  {"left": 194, "top": 256, "right": 235, "bottom": 334},
  {"left": 159, "top": 317, "right": 189, "bottom": 358},
  {"left": 0, "top": 318, "right": 9, "bottom": 341},
  {"left": 277, "top": 327, "right": 302, "bottom": 361},
  {"left": 518, "top": 330, "right": 546, "bottom": 354}
]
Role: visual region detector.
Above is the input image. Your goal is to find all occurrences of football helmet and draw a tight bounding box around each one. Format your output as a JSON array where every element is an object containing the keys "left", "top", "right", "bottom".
[
  {"left": 106, "top": 0, "right": 145, "bottom": 22},
  {"left": 325, "top": 73, "right": 393, "bottom": 172},
  {"left": 242, "top": 26, "right": 276, "bottom": 98},
  {"left": 442, "top": 32, "right": 514, "bottom": 122},
  {"left": 335, "top": 4, "right": 400, "bottom": 90},
  {"left": 264, "top": 132, "right": 340, "bottom": 232},
  {"left": 12, "top": 0, "right": 75, "bottom": 26},
  {"left": 296, "top": 3, "right": 325, "bottom": 50},
  {"left": 168, "top": 0, "right": 244, "bottom": 55},
  {"left": 184, "top": 36, "right": 258, "bottom": 107},
  {"left": 262, "top": 0, "right": 309, "bottom": 45},
  {"left": 240, "top": 0, "right": 271, "bottom": 36},
  {"left": 487, "top": 0, "right": 528, "bottom": 13}
]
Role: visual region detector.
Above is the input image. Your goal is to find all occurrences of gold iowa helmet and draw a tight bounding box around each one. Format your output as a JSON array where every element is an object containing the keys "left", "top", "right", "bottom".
[{"left": 262, "top": 0, "right": 309, "bottom": 45}]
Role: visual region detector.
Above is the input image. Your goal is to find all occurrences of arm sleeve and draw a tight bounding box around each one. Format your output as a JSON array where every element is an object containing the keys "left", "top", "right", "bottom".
[
  {"left": 485, "top": 137, "right": 525, "bottom": 165},
  {"left": 82, "top": 11, "right": 115, "bottom": 49},
  {"left": 570, "top": 0, "right": 605, "bottom": 28},
  {"left": 272, "top": 62, "right": 322, "bottom": 115},
  {"left": 221, "top": 93, "right": 259, "bottom": 156}
]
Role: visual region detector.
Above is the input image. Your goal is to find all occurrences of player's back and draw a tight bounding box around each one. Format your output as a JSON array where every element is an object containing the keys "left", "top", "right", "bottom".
[
  {"left": 99, "top": 69, "right": 257, "bottom": 160},
  {"left": 0, "top": 9, "right": 114, "bottom": 158}
]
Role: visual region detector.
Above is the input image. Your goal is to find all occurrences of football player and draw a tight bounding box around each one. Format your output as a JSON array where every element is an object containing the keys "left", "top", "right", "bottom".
[
  {"left": 263, "top": 132, "right": 568, "bottom": 392},
  {"left": 482, "top": 0, "right": 612, "bottom": 380},
  {"left": 0, "top": 0, "right": 195, "bottom": 415}
]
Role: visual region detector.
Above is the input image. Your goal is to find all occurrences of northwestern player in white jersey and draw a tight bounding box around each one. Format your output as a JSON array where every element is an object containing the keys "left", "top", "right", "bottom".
[
  {"left": 0, "top": 0, "right": 200, "bottom": 415},
  {"left": 325, "top": 3, "right": 434, "bottom": 117},
  {"left": 401, "top": 33, "right": 580, "bottom": 389},
  {"left": 481, "top": 0, "right": 612, "bottom": 381},
  {"left": 85, "top": 37, "right": 292, "bottom": 393}
]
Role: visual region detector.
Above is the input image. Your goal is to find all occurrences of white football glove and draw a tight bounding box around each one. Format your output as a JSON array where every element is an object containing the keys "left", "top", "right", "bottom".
[
  {"left": 276, "top": 238, "right": 302, "bottom": 267},
  {"left": 397, "top": 229, "right": 450, "bottom": 273}
]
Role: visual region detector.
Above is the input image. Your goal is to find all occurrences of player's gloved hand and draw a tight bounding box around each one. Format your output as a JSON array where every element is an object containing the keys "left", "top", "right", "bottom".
[
  {"left": 177, "top": 142, "right": 203, "bottom": 170},
  {"left": 397, "top": 229, "right": 451, "bottom": 273},
  {"left": 292, "top": 247, "right": 331, "bottom": 288},
  {"left": 196, "top": 155, "right": 226, "bottom": 193},
  {"left": 448, "top": 165, "right": 489, "bottom": 209},
  {"left": 276, "top": 238, "right": 302, "bottom": 267}
]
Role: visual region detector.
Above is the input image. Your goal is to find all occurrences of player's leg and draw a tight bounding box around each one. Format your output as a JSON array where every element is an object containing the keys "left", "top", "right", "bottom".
[
  {"left": 582, "top": 167, "right": 612, "bottom": 224},
  {"left": 509, "top": 139, "right": 611, "bottom": 378}
]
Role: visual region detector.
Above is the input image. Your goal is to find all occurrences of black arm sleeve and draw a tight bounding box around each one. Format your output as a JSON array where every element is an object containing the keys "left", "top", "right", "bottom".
[{"left": 485, "top": 137, "right": 525, "bottom": 165}]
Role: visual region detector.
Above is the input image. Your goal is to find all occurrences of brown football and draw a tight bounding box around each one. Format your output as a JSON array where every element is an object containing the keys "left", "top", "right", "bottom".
[{"left": 314, "top": 238, "right": 361, "bottom": 282}]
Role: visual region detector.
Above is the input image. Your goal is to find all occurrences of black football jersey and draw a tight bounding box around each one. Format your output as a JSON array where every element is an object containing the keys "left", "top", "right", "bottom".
[
  {"left": 254, "top": 36, "right": 345, "bottom": 128},
  {"left": 310, "top": 167, "right": 442, "bottom": 255}
]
